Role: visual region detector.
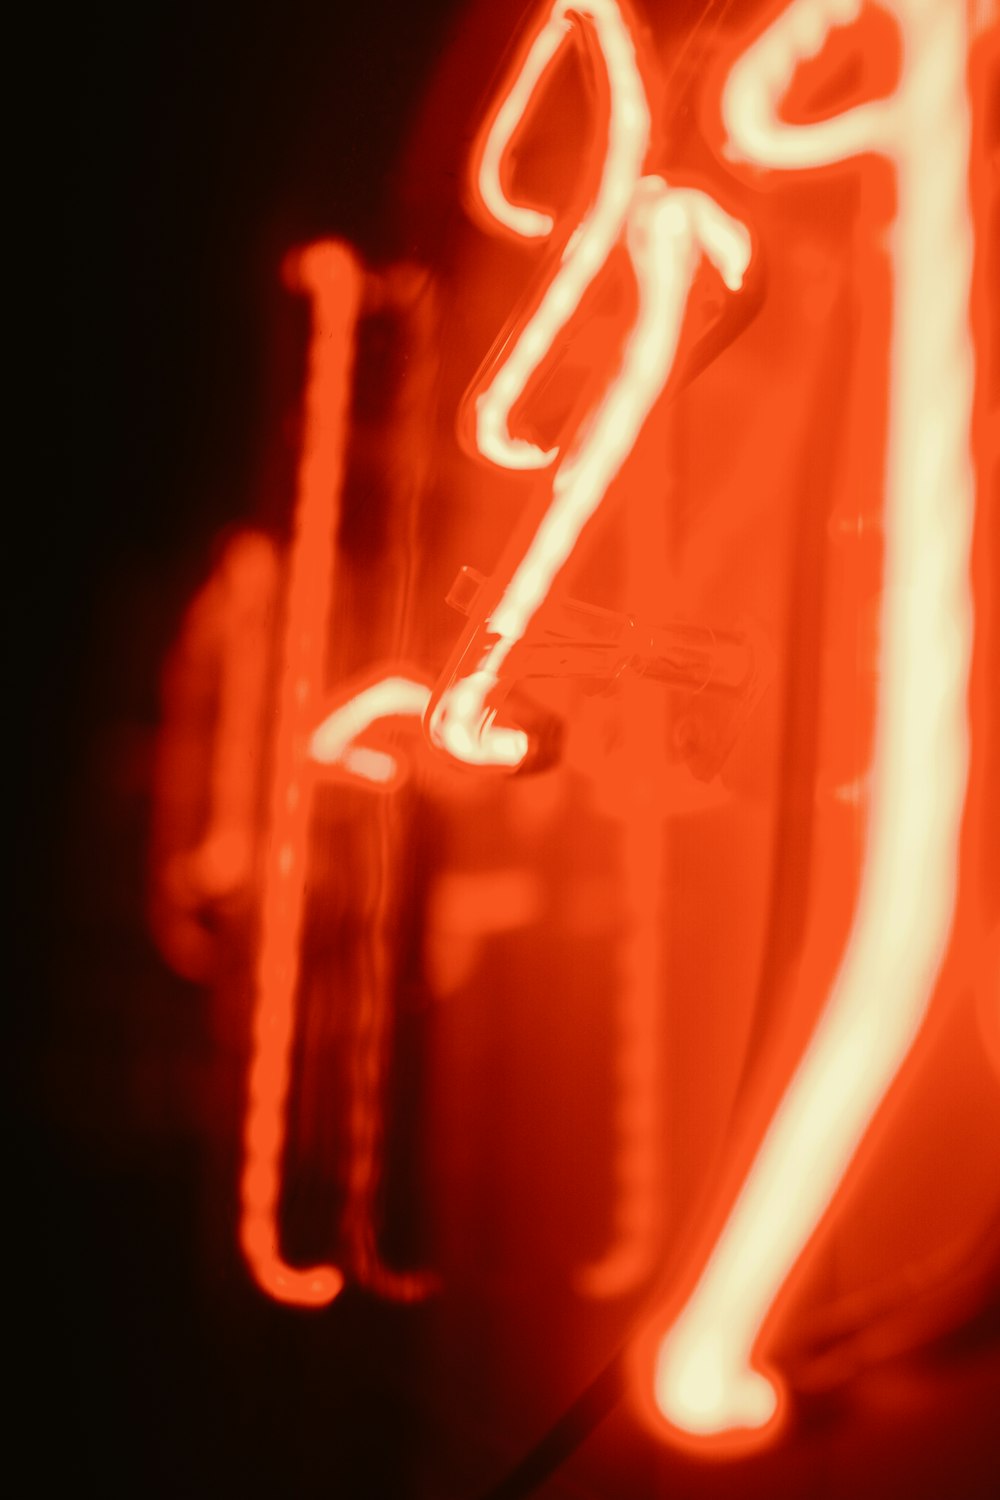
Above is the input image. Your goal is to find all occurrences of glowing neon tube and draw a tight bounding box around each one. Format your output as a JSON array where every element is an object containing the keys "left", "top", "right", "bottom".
[
  {"left": 239, "top": 242, "right": 361, "bottom": 1307},
  {"left": 429, "top": 0, "right": 750, "bottom": 769},
  {"left": 428, "top": 182, "right": 749, "bottom": 768},
  {"left": 149, "top": 530, "right": 277, "bottom": 979},
  {"left": 311, "top": 676, "right": 432, "bottom": 788},
  {"left": 650, "top": 0, "right": 979, "bottom": 1441},
  {"left": 474, "top": 0, "right": 651, "bottom": 470}
]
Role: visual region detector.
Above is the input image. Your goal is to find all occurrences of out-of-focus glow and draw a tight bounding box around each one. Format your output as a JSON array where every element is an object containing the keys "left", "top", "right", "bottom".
[
  {"left": 149, "top": 529, "right": 277, "bottom": 978},
  {"left": 239, "top": 241, "right": 361, "bottom": 1307},
  {"left": 722, "top": 0, "right": 883, "bottom": 169},
  {"left": 650, "top": 0, "right": 978, "bottom": 1444},
  {"left": 473, "top": 0, "right": 650, "bottom": 471},
  {"left": 979, "top": 927, "right": 1000, "bottom": 1081},
  {"left": 482, "top": 179, "right": 748, "bottom": 670},
  {"left": 428, "top": 0, "right": 750, "bottom": 770},
  {"left": 425, "top": 868, "right": 544, "bottom": 997},
  {"left": 307, "top": 2, "right": 752, "bottom": 778}
]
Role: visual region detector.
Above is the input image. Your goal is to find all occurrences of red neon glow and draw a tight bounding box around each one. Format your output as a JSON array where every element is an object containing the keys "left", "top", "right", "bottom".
[
  {"left": 427, "top": 0, "right": 751, "bottom": 769},
  {"left": 471, "top": 0, "right": 651, "bottom": 470},
  {"left": 150, "top": 529, "right": 277, "bottom": 979},
  {"left": 285, "top": 0, "right": 753, "bottom": 782},
  {"left": 238, "top": 242, "right": 361, "bottom": 1306},
  {"left": 310, "top": 675, "right": 431, "bottom": 788},
  {"left": 644, "top": 0, "right": 986, "bottom": 1447},
  {"left": 146, "top": 0, "right": 998, "bottom": 1458}
]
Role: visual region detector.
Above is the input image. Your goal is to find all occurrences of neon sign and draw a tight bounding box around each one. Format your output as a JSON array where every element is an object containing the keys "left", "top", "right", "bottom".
[
  {"left": 150, "top": 0, "right": 998, "bottom": 1458},
  {"left": 642, "top": 0, "right": 987, "bottom": 1448}
]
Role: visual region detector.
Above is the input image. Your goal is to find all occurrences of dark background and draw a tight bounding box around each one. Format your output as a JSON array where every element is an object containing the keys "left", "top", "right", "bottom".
[{"left": 52, "top": 1, "right": 466, "bottom": 1493}]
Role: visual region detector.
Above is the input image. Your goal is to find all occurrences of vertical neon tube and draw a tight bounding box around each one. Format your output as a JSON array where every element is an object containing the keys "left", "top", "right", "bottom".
[
  {"left": 650, "top": 0, "right": 979, "bottom": 1442},
  {"left": 239, "top": 242, "right": 360, "bottom": 1306}
]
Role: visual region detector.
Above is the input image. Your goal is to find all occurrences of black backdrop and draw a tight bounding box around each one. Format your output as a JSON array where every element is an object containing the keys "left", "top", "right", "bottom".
[{"left": 55, "top": 2, "right": 466, "bottom": 1493}]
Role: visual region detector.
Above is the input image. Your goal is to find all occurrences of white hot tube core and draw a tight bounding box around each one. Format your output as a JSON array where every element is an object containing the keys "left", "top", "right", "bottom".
[{"left": 654, "top": 0, "right": 978, "bottom": 1438}]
